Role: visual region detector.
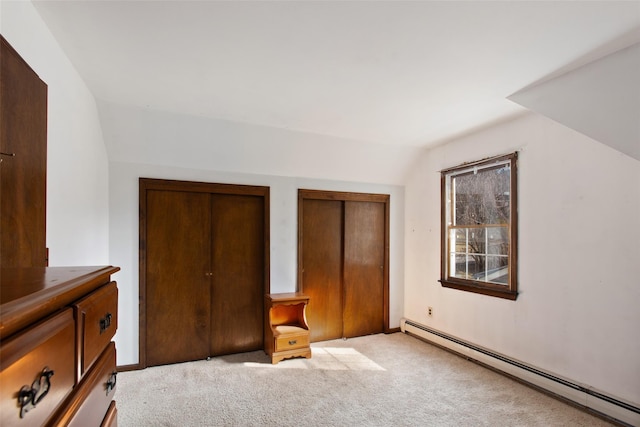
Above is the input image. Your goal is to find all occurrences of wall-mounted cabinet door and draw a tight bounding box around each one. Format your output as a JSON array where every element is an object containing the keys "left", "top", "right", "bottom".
[
  {"left": 141, "top": 179, "right": 269, "bottom": 368},
  {"left": 299, "top": 190, "right": 389, "bottom": 342},
  {"left": 1, "top": 36, "right": 47, "bottom": 268}
]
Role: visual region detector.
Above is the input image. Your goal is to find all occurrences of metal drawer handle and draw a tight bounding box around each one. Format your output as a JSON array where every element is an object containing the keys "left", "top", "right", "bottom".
[
  {"left": 106, "top": 371, "right": 117, "bottom": 395},
  {"left": 288, "top": 340, "right": 297, "bottom": 345},
  {"left": 100, "top": 312, "right": 113, "bottom": 334},
  {"left": 18, "top": 367, "right": 54, "bottom": 418}
]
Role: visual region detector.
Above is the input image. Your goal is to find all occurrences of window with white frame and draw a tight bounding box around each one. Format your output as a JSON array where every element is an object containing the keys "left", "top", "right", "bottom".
[{"left": 440, "top": 153, "right": 518, "bottom": 300}]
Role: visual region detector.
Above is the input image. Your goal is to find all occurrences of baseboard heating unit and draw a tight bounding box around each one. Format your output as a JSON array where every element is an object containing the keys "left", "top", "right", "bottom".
[{"left": 400, "top": 318, "right": 639, "bottom": 426}]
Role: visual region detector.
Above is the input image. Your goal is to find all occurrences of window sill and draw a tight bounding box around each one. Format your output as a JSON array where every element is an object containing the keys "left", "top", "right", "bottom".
[{"left": 439, "top": 279, "right": 518, "bottom": 300}]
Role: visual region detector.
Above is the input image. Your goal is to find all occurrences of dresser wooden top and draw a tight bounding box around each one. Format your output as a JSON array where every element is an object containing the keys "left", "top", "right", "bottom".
[
  {"left": 0, "top": 266, "right": 120, "bottom": 340},
  {"left": 265, "top": 292, "right": 309, "bottom": 304}
]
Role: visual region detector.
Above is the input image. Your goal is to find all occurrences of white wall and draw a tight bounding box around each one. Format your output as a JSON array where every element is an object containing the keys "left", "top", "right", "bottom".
[
  {"left": 509, "top": 42, "right": 640, "bottom": 161},
  {"left": 1, "top": 1, "right": 110, "bottom": 265},
  {"left": 98, "top": 100, "right": 420, "bottom": 186},
  {"left": 106, "top": 104, "right": 407, "bottom": 366},
  {"left": 404, "top": 112, "right": 640, "bottom": 404}
]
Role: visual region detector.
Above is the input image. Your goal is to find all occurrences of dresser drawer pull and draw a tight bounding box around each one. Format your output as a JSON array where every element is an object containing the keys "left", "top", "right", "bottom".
[
  {"left": 18, "top": 367, "right": 54, "bottom": 418},
  {"left": 106, "top": 371, "right": 118, "bottom": 395},
  {"left": 100, "top": 312, "right": 113, "bottom": 334},
  {"left": 288, "top": 340, "right": 297, "bottom": 345}
]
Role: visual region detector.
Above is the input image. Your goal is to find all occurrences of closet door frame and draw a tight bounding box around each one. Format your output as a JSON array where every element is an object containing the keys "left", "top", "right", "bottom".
[
  {"left": 297, "top": 189, "right": 391, "bottom": 334},
  {"left": 138, "top": 178, "right": 270, "bottom": 369}
]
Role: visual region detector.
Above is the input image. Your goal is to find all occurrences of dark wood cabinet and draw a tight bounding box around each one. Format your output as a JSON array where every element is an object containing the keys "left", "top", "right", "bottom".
[
  {"left": 0, "top": 38, "right": 119, "bottom": 426},
  {"left": 139, "top": 179, "right": 269, "bottom": 368},
  {"left": 0, "top": 266, "right": 120, "bottom": 427},
  {"left": 298, "top": 190, "right": 389, "bottom": 342},
  {"left": 0, "top": 36, "right": 48, "bottom": 268}
]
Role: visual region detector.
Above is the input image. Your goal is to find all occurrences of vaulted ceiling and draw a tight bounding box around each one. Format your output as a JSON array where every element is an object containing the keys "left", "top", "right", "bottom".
[{"left": 32, "top": 1, "right": 640, "bottom": 150}]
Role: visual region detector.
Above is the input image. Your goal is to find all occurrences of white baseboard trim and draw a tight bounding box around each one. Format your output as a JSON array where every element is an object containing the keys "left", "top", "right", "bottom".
[{"left": 400, "top": 318, "right": 639, "bottom": 426}]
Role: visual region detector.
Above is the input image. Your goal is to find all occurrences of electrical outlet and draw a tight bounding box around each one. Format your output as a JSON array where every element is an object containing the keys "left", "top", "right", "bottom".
[{"left": 428, "top": 307, "right": 433, "bottom": 316}]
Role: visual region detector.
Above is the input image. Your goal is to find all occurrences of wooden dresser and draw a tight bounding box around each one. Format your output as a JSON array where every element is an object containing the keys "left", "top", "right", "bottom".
[{"left": 0, "top": 266, "right": 120, "bottom": 427}]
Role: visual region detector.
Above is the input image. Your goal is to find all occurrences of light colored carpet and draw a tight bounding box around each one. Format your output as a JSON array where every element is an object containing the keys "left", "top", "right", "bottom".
[{"left": 115, "top": 332, "right": 613, "bottom": 426}]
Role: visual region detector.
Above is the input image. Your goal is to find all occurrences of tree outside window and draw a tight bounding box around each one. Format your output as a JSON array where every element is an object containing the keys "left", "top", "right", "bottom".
[{"left": 440, "top": 153, "right": 518, "bottom": 300}]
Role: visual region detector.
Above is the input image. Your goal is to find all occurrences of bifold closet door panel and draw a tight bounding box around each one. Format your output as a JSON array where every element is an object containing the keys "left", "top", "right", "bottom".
[
  {"left": 343, "top": 201, "right": 385, "bottom": 338},
  {"left": 301, "top": 199, "right": 343, "bottom": 342},
  {"left": 146, "top": 190, "right": 212, "bottom": 366},
  {"left": 210, "top": 194, "right": 265, "bottom": 355}
]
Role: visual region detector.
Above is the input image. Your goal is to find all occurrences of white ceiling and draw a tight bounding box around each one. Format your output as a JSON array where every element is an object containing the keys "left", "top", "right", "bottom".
[{"left": 32, "top": 1, "right": 640, "bottom": 148}]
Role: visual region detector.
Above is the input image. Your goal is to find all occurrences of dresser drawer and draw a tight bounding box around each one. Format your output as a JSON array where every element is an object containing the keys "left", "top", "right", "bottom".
[
  {"left": 74, "top": 282, "right": 118, "bottom": 377},
  {"left": 0, "top": 309, "right": 76, "bottom": 427},
  {"left": 64, "top": 342, "right": 117, "bottom": 427},
  {"left": 101, "top": 400, "right": 118, "bottom": 427},
  {"left": 274, "top": 329, "right": 309, "bottom": 352}
]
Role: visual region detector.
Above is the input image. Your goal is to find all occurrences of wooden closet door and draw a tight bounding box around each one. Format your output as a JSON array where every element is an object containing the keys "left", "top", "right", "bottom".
[
  {"left": 299, "top": 190, "right": 389, "bottom": 343},
  {"left": 1, "top": 36, "right": 47, "bottom": 267},
  {"left": 146, "top": 190, "right": 212, "bottom": 366},
  {"left": 343, "top": 201, "right": 385, "bottom": 337},
  {"left": 301, "top": 199, "right": 343, "bottom": 342},
  {"left": 210, "top": 194, "right": 264, "bottom": 355}
]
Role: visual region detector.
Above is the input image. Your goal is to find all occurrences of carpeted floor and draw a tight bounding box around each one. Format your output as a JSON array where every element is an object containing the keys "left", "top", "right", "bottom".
[{"left": 115, "top": 332, "right": 614, "bottom": 426}]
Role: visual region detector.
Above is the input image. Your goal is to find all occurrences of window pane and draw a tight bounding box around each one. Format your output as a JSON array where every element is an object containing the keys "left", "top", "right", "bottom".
[
  {"left": 453, "top": 254, "right": 467, "bottom": 278},
  {"left": 466, "top": 254, "right": 484, "bottom": 279},
  {"left": 487, "top": 226, "right": 508, "bottom": 256},
  {"left": 468, "top": 229, "right": 486, "bottom": 254},
  {"left": 486, "top": 256, "right": 509, "bottom": 285},
  {"left": 451, "top": 228, "right": 466, "bottom": 252},
  {"left": 453, "top": 165, "right": 510, "bottom": 226}
]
